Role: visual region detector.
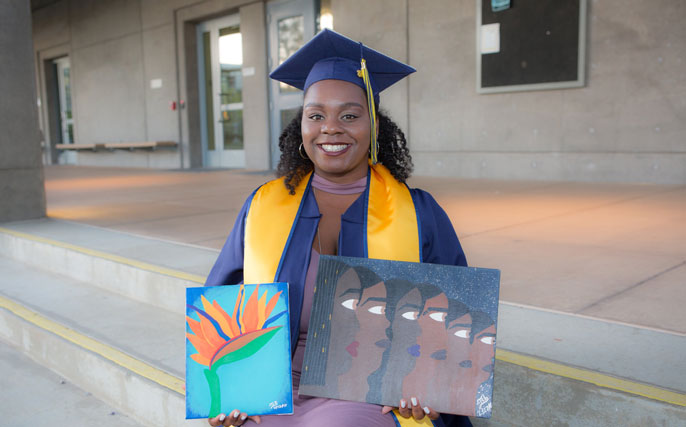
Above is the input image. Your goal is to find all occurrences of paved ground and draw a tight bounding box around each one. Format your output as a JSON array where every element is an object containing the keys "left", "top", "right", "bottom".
[
  {"left": 43, "top": 165, "right": 686, "bottom": 334},
  {"left": 0, "top": 340, "right": 142, "bottom": 426}
]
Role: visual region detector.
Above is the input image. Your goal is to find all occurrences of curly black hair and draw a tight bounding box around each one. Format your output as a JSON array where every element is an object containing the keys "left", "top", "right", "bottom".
[{"left": 275, "top": 107, "right": 413, "bottom": 194}]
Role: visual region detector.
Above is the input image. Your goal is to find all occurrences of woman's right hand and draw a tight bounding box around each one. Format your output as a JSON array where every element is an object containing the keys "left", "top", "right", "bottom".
[
  {"left": 381, "top": 396, "right": 440, "bottom": 422},
  {"left": 208, "top": 410, "right": 262, "bottom": 426}
]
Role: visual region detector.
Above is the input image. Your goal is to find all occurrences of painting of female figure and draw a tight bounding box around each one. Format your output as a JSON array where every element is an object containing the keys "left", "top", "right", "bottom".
[
  {"left": 300, "top": 256, "right": 500, "bottom": 418},
  {"left": 301, "top": 261, "right": 393, "bottom": 401}
]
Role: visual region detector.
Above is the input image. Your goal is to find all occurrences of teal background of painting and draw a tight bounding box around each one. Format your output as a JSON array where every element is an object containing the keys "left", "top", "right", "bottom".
[{"left": 185, "top": 283, "right": 293, "bottom": 419}]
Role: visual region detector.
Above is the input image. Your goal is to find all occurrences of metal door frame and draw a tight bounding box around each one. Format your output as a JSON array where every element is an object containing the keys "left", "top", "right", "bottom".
[{"left": 267, "top": 0, "right": 316, "bottom": 169}]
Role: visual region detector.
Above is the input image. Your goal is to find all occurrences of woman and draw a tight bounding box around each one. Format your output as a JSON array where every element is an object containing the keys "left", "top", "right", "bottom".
[{"left": 204, "top": 29, "right": 469, "bottom": 427}]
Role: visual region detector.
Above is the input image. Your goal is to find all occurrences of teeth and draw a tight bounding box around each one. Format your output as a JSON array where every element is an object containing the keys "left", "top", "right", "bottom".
[{"left": 321, "top": 144, "right": 348, "bottom": 153}]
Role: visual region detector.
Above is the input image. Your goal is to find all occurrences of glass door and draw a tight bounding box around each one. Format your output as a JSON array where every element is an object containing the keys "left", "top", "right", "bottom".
[
  {"left": 267, "top": 0, "right": 316, "bottom": 168},
  {"left": 53, "top": 56, "right": 75, "bottom": 164},
  {"left": 198, "top": 14, "right": 245, "bottom": 168}
]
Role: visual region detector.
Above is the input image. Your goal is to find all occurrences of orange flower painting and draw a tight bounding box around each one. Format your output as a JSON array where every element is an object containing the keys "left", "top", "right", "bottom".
[{"left": 185, "top": 283, "right": 291, "bottom": 418}]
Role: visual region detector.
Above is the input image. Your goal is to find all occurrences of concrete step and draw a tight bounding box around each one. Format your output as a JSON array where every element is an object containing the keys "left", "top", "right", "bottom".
[
  {"left": 0, "top": 218, "right": 217, "bottom": 312},
  {"left": 0, "top": 255, "right": 204, "bottom": 427},
  {"left": 1, "top": 219, "right": 685, "bottom": 426},
  {"left": 478, "top": 360, "right": 686, "bottom": 427},
  {"left": 497, "top": 302, "right": 686, "bottom": 394},
  {"left": 0, "top": 256, "right": 183, "bottom": 376},
  {"left": 0, "top": 340, "right": 143, "bottom": 427}
]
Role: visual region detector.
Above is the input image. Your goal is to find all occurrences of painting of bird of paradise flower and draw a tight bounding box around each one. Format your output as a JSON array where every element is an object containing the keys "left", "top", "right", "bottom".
[{"left": 185, "top": 283, "right": 292, "bottom": 419}]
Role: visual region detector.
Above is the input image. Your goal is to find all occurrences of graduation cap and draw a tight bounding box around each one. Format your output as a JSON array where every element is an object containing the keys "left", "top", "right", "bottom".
[{"left": 269, "top": 28, "right": 415, "bottom": 164}]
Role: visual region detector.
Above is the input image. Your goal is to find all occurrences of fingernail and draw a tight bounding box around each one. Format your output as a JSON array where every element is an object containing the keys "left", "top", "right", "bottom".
[
  {"left": 400, "top": 399, "right": 406, "bottom": 408},
  {"left": 233, "top": 410, "right": 240, "bottom": 418},
  {"left": 411, "top": 397, "right": 418, "bottom": 406},
  {"left": 240, "top": 414, "right": 247, "bottom": 421},
  {"left": 219, "top": 414, "right": 226, "bottom": 421},
  {"left": 423, "top": 406, "right": 430, "bottom": 415}
]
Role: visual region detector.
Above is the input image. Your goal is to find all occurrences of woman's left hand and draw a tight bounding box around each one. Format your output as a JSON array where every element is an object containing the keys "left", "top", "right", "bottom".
[{"left": 381, "top": 396, "right": 440, "bottom": 421}]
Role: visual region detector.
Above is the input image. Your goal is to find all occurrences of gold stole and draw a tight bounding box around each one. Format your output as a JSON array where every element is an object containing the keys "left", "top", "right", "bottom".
[
  {"left": 244, "top": 163, "right": 420, "bottom": 283},
  {"left": 244, "top": 163, "right": 433, "bottom": 426}
]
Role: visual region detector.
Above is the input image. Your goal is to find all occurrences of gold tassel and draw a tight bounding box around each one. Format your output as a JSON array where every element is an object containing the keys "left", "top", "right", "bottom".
[{"left": 357, "top": 59, "right": 378, "bottom": 164}]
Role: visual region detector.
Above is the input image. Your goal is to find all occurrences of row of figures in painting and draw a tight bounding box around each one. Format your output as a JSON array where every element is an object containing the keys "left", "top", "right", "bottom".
[{"left": 301, "top": 256, "right": 499, "bottom": 418}]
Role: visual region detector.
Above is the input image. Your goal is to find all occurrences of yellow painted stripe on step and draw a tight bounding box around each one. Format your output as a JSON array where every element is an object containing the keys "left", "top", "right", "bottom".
[
  {"left": 3, "top": 227, "right": 684, "bottom": 408},
  {"left": 496, "top": 349, "right": 686, "bottom": 407},
  {"left": 0, "top": 294, "right": 185, "bottom": 395},
  {"left": 0, "top": 227, "right": 205, "bottom": 284}
]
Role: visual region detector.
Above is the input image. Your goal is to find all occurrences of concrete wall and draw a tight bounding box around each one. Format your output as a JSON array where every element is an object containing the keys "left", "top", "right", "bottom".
[
  {"left": 32, "top": 0, "right": 190, "bottom": 169},
  {"left": 332, "top": 0, "right": 411, "bottom": 134},
  {"left": 32, "top": 0, "right": 268, "bottom": 170},
  {"left": 1, "top": 0, "right": 46, "bottom": 222},
  {"left": 407, "top": 0, "right": 686, "bottom": 184},
  {"left": 30, "top": 0, "right": 686, "bottom": 184}
]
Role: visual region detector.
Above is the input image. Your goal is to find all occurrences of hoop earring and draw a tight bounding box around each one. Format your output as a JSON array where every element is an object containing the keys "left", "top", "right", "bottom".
[{"left": 299, "top": 143, "right": 309, "bottom": 160}]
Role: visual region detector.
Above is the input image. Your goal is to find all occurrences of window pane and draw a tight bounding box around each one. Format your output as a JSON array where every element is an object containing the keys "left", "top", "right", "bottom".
[
  {"left": 280, "top": 108, "right": 300, "bottom": 133},
  {"left": 222, "top": 110, "right": 243, "bottom": 150},
  {"left": 218, "top": 25, "right": 243, "bottom": 151},
  {"left": 63, "top": 67, "right": 72, "bottom": 118},
  {"left": 67, "top": 123, "right": 74, "bottom": 144},
  {"left": 278, "top": 15, "right": 304, "bottom": 93},
  {"left": 221, "top": 68, "right": 242, "bottom": 104},
  {"left": 219, "top": 26, "right": 242, "bottom": 66}
]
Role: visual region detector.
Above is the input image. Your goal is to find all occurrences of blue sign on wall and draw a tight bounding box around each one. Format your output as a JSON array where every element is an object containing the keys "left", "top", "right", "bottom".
[{"left": 492, "top": 0, "right": 511, "bottom": 12}]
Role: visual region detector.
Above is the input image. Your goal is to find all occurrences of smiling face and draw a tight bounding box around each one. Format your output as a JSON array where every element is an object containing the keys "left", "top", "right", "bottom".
[{"left": 301, "top": 79, "right": 372, "bottom": 183}]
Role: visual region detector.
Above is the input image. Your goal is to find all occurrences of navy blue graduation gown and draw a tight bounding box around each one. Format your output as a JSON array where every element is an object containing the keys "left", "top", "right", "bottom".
[{"left": 204, "top": 179, "right": 470, "bottom": 427}]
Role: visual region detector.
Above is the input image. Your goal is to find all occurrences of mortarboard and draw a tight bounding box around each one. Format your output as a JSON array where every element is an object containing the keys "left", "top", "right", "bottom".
[{"left": 269, "top": 28, "right": 415, "bottom": 164}]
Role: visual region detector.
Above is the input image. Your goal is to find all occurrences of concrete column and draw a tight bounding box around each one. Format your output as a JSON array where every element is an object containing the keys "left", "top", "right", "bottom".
[
  {"left": 0, "top": 0, "right": 46, "bottom": 221},
  {"left": 241, "top": 2, "right": 270, "bottom": 170}
]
